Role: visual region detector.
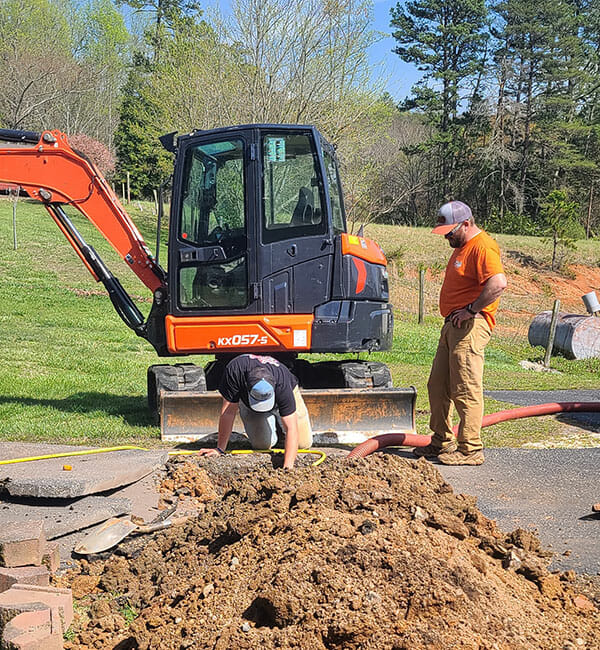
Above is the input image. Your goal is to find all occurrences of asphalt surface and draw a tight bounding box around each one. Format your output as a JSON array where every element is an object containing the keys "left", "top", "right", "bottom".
[
  {"left": 402, "top": 390, "right": 600, "bottom": 574},
  {"left": 0, "top": 443, "right": 168, "bottom": 498},
  {"left": 436, "top": 448, "right": 600, "bottom": 574},
  {"left": 0, "top": 443, "right": 166, "bottom": 562}
]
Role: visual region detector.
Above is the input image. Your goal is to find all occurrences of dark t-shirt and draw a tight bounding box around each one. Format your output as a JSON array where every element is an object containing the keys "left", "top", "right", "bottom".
[{"left": 218, "top": 354, "right": 298, "bottom": 417}]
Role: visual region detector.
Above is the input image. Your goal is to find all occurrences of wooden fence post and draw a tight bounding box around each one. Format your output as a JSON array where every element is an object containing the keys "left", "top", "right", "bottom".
[
  {"left": 544, "top": 299, "right": 561, "bottom": 367},
  {"left": 11, "top": 189, "right": 18, "bottom": 250},
  {"left": 418, "top": 267, "right": 425, "bottom": 324},
  {"left": 126, "top": 171, "right": 131, "bottom": 205}
]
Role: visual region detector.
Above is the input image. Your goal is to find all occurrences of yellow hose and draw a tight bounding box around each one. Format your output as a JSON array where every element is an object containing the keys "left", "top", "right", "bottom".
[
  {"left": 0, "top": 446, "right": 326, "bottom": 467},
  {"left": 0, "top": 445, "right": 149, "bottom": 465},
  {"left": 230, "top": 448, "right": 327, "bottom": 467}
]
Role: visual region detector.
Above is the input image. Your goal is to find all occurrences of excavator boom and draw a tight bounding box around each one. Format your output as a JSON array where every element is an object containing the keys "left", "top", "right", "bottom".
[{"left": 0, "top": 129, "right": 165, "bottom": 293}]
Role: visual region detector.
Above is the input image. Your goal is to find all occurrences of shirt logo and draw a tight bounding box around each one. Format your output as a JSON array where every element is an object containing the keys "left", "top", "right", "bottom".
[
  {"left": 247, "top": 354, "right": 280, "bottom": 366},
  {"left": 454, "top": 260, "right": 462, "bottom": 268}
]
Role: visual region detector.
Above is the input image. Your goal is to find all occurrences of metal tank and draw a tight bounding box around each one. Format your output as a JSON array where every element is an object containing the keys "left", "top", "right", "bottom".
[{"left": 528, "top": 311, "right": 600, "bottom": 359}]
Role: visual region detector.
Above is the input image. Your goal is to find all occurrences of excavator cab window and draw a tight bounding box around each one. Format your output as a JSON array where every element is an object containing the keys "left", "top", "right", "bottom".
[
  {"left": 262, "top": 133, "right": 327, "bottom": 244},
  {"left": 322, "top": 147, "right": 346, "bottom": 236},
  {"left": 177, "top": 138, "right": 248, "bottom": 309},
  {"left": 179, "top": 140, "right": 245, "bottom": 247}
]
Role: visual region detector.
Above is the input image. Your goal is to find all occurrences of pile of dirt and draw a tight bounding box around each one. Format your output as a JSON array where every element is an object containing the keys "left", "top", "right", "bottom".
[
  {"left": 158, "top": 462, "right": 218, "bottom": 511},
  {"left": 61, "top": 454, "right": 600, "bottom": 649}
]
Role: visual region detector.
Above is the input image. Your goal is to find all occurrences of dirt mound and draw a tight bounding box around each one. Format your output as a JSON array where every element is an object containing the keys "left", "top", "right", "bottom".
[
  {"left": 158, "top": 462, "right": 218, "bottom": 511},
  {"left": 62, "top": 455, "right": 600, "bottom": 649}
]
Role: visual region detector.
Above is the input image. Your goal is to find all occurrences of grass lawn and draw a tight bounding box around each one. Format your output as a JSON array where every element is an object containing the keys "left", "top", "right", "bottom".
[{"left": 0, "top": 197, "right": 598, "bottom": 448}]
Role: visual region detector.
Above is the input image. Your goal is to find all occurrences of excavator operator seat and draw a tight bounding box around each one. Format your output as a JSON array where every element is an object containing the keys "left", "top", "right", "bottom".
[{"left": 291, "top": 186, "right": 314, "bottom": 226}]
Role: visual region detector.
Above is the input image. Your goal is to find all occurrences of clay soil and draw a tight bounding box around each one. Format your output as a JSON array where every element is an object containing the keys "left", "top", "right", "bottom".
[{"left": 59, "top": 453, "right": 600, "bottom": 650}]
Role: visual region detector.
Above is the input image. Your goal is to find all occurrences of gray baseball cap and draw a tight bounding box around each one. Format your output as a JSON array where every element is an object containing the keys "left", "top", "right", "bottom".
[
  {"left": 432, "top": 201, "right": 472, "bottom": 235},
  {"left": 248, "top": 377, "right": 275, "bottom": 412}
]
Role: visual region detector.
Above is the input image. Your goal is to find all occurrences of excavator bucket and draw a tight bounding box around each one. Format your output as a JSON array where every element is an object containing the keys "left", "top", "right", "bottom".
[{"left": 160, "top": 387, "right": 417, "bottom": 444}]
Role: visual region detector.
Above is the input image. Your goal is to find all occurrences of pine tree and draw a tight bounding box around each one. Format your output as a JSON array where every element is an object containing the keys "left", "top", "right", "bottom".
[
  {"left": 390, "top": 0, "right": 488, "bottom": 197},
  {"left": 113, "top": 0, "right": 203, "bottom": 198},
  {"left": 114, "top": 60, "right": 172, "bottom": 198},
  {"left": 540, "top": 189, "right": 584, "bottom": 270}
]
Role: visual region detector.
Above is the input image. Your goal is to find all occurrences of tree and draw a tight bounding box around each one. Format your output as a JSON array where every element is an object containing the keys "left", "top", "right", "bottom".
[
  {"left": 0, "top": 0, "right": 128, "bottom": 149},
  {"left": 224, "top": 0, "right": 381, "bottom": 134},
  {"left": 116, "top": 0, "right": 389, "bottom": 204},
  {"left": 343, "top": 109, "right": 433, "bottom": 227},
  {"left": 114, "top": 62, "right": 173, "bottom": 198},
  {"left": 113, "top": 0, "right": 207, "bottom": 198},
  {"left": 390, "top": 0, "right": 488, "bottom": 196},
  {"left": 486, "top": 0, "right": 590, "bottom": 218},
  {"left": 68, "top": 133, "right": 116, "bottom": 177},
  {"left": 0, "top": 0, "right": 73, "bottom": 129},
  {"left": 71, "top": 0, "right": 130, "bottom": 148},
  {"left": 116, "top": 0, "right": 201, "bottom": 63},
  {"left": 540, "top": 190, "right": 583, "bottom": 271}
]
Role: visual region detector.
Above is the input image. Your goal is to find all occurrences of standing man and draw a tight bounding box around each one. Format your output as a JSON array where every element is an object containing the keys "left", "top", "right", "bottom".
[
  {"left": 197, "top": 354, "right": 312, "bottom": 469},
  {"left": 415, "top": 200, "right": 507, "bottom": 465}
]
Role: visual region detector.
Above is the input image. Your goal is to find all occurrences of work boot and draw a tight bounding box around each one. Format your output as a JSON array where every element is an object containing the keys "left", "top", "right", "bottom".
[
  {"left": 413, "top": 441, "right": 457, "bottom": 459},
  {"left": 438, "top": 449, "right": 485, "bottom": 466}
]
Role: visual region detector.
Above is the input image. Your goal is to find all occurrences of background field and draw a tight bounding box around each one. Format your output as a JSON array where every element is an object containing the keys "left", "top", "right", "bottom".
[{"left": 0, "top": 197, "right": 598, "bottom": 448}]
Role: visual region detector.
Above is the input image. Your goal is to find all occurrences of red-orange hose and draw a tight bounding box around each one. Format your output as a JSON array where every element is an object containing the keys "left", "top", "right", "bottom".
[
  {"left": 347, "top": 433, "right": 431, "bottom": 458},
  {"left": 347, "top": 402, "right": 600, "bottom": 459},
  {"left": 477, "top": 402, "right": 600, "bottom": 429}
]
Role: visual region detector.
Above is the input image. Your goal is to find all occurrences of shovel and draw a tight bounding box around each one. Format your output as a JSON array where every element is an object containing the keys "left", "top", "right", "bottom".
[{"left": 74, "top": 515, "right": 191, "bottom": 555}]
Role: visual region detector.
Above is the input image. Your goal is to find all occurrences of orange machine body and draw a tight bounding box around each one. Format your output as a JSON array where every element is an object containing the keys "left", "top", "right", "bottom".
[
  {"left": 0, "top": 126, "right": 393, "bottom": 358},
  {"left": 0, "top": 130, "right": 164, "bottom": 292},
  {"left": 165, "top": 314, "right": 314, "bottom": 354}
]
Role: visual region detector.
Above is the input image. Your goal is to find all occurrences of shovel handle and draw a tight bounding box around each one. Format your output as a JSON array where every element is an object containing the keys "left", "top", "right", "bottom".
[{"left": 136, "top": 515, "right": 192, "bottom": 534}]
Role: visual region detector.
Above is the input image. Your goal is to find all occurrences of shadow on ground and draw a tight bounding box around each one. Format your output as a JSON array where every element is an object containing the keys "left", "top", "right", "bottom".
[{"left": 0, "top": 393, "right": 153, "bottom": 427}]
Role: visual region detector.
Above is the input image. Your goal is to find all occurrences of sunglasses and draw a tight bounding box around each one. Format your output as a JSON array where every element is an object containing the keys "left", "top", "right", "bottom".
[{"left": 445, "top": 222, "right": 463, "bottom": 238}]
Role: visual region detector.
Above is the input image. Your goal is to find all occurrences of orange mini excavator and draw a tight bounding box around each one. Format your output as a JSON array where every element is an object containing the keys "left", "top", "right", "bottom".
[{"left": 0, "top": 125, "right": 415, "bottom": 441}]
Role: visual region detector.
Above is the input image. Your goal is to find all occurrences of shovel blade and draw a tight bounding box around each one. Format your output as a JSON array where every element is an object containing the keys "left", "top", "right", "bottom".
[{"left": 74, "top": 517, "right": 138, "bottom": 555}]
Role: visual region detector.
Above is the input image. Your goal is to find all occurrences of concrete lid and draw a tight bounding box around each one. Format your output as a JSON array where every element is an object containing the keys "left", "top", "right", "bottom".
[
  {"left": 0, "top": 496, "right": 132, "bottom": 540},
  {"left": 0, "top": 443, "right": 168, "bottom": 499}
]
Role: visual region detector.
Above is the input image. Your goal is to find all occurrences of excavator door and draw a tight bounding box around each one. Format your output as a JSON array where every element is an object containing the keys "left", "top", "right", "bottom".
[
  {"left": 165, "top": 125, "right": 337, "bottom": 354},
  {"left": 170, "top": 134, "right": 257, "bottom": 318},
  {"left": 258, "top": 130, "right": 335, "bottom": 317}
]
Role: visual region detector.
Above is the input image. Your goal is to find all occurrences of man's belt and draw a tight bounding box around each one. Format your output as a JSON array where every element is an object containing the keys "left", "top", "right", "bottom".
[{"left": 444, "top": 313, "right": 484, "bottom": 323}]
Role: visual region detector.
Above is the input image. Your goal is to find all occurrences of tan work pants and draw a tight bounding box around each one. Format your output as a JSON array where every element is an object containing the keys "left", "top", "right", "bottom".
[
  {"left": 427, "top": 318, "right": 492, "bottom": 453},
  {"left": 239, "top": 386, "right": 313, "bottom": 449}
]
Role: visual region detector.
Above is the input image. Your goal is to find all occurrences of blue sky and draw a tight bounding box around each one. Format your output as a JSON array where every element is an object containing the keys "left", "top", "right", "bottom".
[{"left": 370, "top": 0, "right": 422, "bottom": 101}]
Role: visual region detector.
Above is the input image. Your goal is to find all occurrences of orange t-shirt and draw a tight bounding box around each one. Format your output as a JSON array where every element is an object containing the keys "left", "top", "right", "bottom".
[{"left": 439, "top": 230, "right": 504, "bottom": 330}]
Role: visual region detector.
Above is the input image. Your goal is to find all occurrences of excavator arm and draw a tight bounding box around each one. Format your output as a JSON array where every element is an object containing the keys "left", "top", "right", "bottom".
[{"left": 0, "top": 128, "right": 167, "bottom": 335}]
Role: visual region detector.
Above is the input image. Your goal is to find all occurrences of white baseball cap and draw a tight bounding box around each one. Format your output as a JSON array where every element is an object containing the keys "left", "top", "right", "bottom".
[{"left": 432, "top": 201, "right": 472, "bottom": 235}]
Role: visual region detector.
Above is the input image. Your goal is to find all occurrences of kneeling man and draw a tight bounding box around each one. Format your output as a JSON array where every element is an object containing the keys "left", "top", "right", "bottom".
[{"left": 199, "top": 354, "right": 312, "bottom": 469}]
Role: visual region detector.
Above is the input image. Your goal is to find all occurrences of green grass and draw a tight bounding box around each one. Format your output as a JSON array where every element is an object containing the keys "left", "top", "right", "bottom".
[
  {"left": 0, "top": 197, "right": 181, "bottom": 446},
  {"left": 0, "top": 198, "right": 598, "bottom": 448},
  {"left": 119, "top": 602, "right": 138, "bottom": 626}
]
